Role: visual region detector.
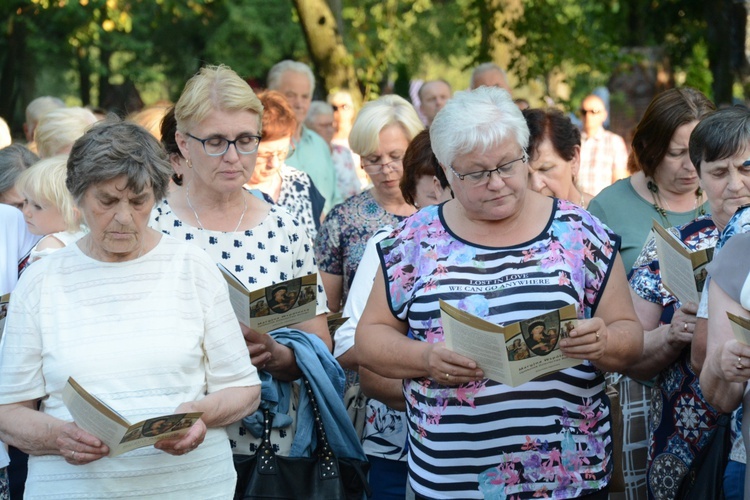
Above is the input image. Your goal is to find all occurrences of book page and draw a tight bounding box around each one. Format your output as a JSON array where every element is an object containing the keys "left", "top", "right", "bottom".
[
  {"left": 652, "top": 221, "right": 700, "bottom": 304},
  {"left": 111, "top": 412, "right": 203, "bottom": 457},
  {"left": 441, "top": 301, "right": 510, "bottom": 385},
  {"left": 441, "top": 301, "right": 581, "bottom": 387},
  {"left": 728, "top": 312, "right": 750, "bottom": 346},
  {"left": 247, "top": 274, "right": 318, "bottom": 333},
  {"left": 62, "top": 378, "right": 203, "bottom": 457},
  {"left": 218, "top": 264, "right": 252, "bottom": 326},
  {"left": 62, "top": 378, "right": 130, "bottom": 452}
]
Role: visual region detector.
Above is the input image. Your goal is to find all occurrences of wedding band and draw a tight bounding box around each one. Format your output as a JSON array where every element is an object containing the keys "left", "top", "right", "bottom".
[
  {"left": 738, "top": 356, "right": 745, "bottom": 370},
  {"left": 71, "top": 451, "right": 76, "bottom": 460},
  {"left": 595, "top": 332, "right": 600, "bottom": 340},
  {"left": 445, "top": 373, "right": 450, "bottom": 380},
  {"left": 683, "top": 323, "right": 688, "bottom": 332}
]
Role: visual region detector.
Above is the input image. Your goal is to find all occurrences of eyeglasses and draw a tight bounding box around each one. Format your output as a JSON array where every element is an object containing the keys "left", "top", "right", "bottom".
[
  {"left": 579, "top": 109, "right": 603, "bottom": 116},
  {"left": 449, "top": 153, "right": 528, "bottom": 185},
  {"left": 361, "top": 156, "right": 403, "bottom": 174},
  {"left": 257, "top": 145, "right": 295, "bottom": 164},
  {"left": 187, "top": 133, "right": 261, "bottom": 156},
  {"left": 332, "top": 104, "right": 351, "bottom": 112}
]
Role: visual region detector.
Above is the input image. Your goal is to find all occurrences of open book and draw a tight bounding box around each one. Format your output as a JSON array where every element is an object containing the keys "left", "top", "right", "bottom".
[
  {"left": 62, "top": 377, "right": 203, "bottom": 457},
  {"left": 218, "top": 264, "right": 318, "bottom": 333},
  {"left": 0, "top": 293, "right": 9, "bottom": 341},
  {"left": 441, "top": 301, "right": 581, "bottom": 387},
  {"left": 728, "top": 312, "right": 750, "bottom": 346},
  {"left": 652, "top": 220, "right": 713, "bottom": 305}
]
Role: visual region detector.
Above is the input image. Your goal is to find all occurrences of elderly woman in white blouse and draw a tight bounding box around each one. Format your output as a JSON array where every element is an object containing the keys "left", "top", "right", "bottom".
[{"left": 0, "top": 120, "right": 260, "bottom": 498}]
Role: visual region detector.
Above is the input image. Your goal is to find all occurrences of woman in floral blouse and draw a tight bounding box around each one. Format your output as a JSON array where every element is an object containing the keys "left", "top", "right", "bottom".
[{"left": 314, "top": 95, "right": 423, "bottom": 312}]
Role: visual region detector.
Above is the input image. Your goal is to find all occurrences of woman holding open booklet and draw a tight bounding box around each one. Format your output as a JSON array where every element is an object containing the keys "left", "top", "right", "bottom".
[
  {"left": 356, "top": 86, "right": 644, "bottom": 499},
  {"left": 0, "top": 120, "right": 261, "bottom": 498},
  {"left": 626, "top": 106, "right": 750, "bottom": 498}
]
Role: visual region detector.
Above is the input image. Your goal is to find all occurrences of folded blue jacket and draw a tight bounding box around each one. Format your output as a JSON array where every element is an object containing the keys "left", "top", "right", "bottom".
[{"left": 241, "top": 328, "right": 367, "bottom": 461}]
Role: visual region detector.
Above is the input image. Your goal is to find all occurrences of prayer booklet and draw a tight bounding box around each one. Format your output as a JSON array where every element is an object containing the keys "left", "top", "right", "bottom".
[
  {"left": 62, "top": 377, "right": 203, "bottom": 457},
  {"left": 728, "top": 312, "right": 750, "bottom": 346},
  {"left": 652, "top": 220, "right": 713, "bottom": 305},
  {"left": 0, "top": 293, "right": 8, "bottom": 340},
  {"left": 218, "top": 264, "right": 318, "bottom": 333},
  {"left": 441, "top": 301, "right": 581, "bottom": 387},
  {"left": 326, "top": 311, "right": 350, "bottom": 337}
]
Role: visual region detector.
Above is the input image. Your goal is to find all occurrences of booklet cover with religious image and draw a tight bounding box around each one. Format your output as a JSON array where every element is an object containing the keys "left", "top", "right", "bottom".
[
  {"left": 218, "top": 264, "right": 318, "bottom": 333},
  {"left": 0, "top": 293, "right": 9, "bottom": 341},
  {"left": 728, "top": 312, "right": 750, "bottom": 346},
  {"left": 440, "top": 301, "right": 582, "bottom": 387},
  {"left": 652, "top": 220, "right": 714, "bottom": 305},
  {"left": 62, "top": 377, "right": 203, "bottom": 457}
]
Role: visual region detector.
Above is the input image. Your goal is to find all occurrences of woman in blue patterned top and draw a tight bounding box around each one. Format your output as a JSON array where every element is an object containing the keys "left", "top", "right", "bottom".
[
  {"left": 626, "top": 106, "right": 750, "bottom": 499},
  {"left": 356, "top": 87, "right": 644, "bottom": 499},
  {"left": 314, "top": 95, "right": 423, "bottom": 312}
]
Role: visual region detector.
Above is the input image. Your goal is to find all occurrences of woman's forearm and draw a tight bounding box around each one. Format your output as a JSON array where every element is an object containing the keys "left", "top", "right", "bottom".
[
  {"left": 0, "top": 402, "right": 65, "bottom": 456},
  {"left": 359, "top": 367, "right": 406, "bottom": 412},
  {"left": 177, "top": 386, "right": 261, "bottom": 428},
  {"left": 625, "top": 324, "right": 684, "bottom": 380},
  {"left": 700, "top": 349, "right": 745, "bottom": 413},
  {"left": 592, "top": 319, "right": 644, "bottom": 374}
]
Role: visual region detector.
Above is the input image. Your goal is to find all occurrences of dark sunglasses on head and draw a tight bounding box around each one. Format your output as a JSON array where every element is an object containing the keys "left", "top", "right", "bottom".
[{"left": 579, "top": 109, "right": 603, "bottom": 116}]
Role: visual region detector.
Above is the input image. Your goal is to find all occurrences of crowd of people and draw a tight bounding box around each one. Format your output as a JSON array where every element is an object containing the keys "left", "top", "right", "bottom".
[{"left": 0, "top": 58, "right": 749, "bottom": 500}]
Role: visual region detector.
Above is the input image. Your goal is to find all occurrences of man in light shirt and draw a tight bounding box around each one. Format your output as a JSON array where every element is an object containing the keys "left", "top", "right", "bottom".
[{"left": 578, "top": 94, "right": 629, "bottom": 196}]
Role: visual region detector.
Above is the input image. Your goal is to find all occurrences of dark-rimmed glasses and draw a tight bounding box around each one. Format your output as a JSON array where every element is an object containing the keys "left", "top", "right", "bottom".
[
  {"left": 449, "top": 153, "right": 528, "bottom": 186},
  {"left": 187, "top": 133, "right": 261, "bottom": 156}
]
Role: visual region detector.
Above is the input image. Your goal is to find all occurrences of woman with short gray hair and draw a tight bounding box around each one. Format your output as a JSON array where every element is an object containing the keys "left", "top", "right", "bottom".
[
  {"left": 0, "top": 119, "right": 260, "bottom": 497},
  {"left": 356, "top": 86, "right": 643, "bottom": 499},
  {"left": 0, "top": 144, "right": 38, "bottom": 209}
]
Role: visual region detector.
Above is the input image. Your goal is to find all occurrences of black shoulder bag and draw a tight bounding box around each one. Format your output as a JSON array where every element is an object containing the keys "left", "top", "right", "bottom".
[
  {"left": 234, "top": 378, "right": 371, "bottom": 500},
  {"left": 675, "top": 412, "right": 731, "bottom": 500}
]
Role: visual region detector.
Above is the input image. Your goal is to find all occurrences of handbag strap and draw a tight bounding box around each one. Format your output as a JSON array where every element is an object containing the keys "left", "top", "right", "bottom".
[
  {"left": 302, "top": 377, "right": 340, "bottom": 480},
  {"left": 254, "top": 378, "right": 340, "bottom": 480}
]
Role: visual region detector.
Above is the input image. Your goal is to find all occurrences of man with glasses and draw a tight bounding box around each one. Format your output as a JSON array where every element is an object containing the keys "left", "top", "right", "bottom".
[
  {"left": 267, "top": 60, "right": 340, "bottom": 214},
  {"left": 578, "top": 93, "right": 628, "bottom": 196}
]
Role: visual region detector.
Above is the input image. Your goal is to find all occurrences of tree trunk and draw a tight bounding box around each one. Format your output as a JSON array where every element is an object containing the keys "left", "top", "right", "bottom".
[
  {"left": 291, "top": 0, "right": 362, "bottom": 104},
  {"left": 706, "top": 0, "right": 733, "bottom": 105},
  {"left": 0, "top": 13, "right": 27, "bottom": 129}
]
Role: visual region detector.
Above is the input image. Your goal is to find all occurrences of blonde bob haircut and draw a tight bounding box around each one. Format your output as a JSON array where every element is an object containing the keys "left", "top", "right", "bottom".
[
  {"left": 348, "top": 95, "right": 424, "bottom": 158},
  {"left": 16, "top": 155, "right": 81, "bottom": 232},
  {"left": 174, "top": 64, "right": 263, "bottom": 134},
  {"left": 34, "top": 107, "right": 98, "bottom": 158}
]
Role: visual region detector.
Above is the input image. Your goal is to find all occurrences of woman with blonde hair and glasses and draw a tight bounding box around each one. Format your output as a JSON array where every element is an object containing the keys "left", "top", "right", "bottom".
[
  {"left": 314, "top": 95, "right": 423, "bottom": 313},
  {"left": 150, "top": 65, "right": 333, "bottom": 465}
]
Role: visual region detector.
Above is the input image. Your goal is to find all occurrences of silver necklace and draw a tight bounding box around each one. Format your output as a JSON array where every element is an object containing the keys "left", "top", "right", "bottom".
[{"left": 185, "top": 183, "right": 248, "bottom": 233}]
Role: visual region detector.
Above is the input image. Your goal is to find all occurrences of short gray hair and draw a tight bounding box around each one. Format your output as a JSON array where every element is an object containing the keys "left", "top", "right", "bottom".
[
  {"left": 25, "top": 96, "right": 65, "bottom": 126},
  {"left": 0, "top": 144, "right": 38, "bottom": 197},
  {"left": 66, "top": 120, "right": 172, "bottom": 204},
  {"left": 430, "top": 86, "right": 529, "bottom": 168},
  {"left": 470, "top": 62, "right": 507, "bottom": 89},
  {"left": 305, "top": 101, "right": 334, "bottom": 128},
  {"left": 267, "top": 60, "right": 315, "bottom": 95},
  {"left": 690, "top": 106, "right": 750, "bottom": 176}
]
